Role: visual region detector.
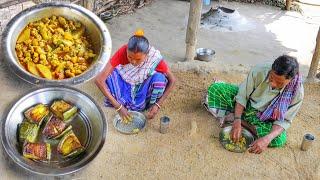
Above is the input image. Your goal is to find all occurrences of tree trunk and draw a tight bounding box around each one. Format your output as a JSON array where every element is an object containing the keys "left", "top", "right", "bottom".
[
  {"left": 185, "top": 0, "right": 202, "bottom": 61},
  {"left": 307, "top": 27, "right": 320, "bottom": 81},
  {"left": 286, "top": 0, "right": 291, "bottom": 11}
]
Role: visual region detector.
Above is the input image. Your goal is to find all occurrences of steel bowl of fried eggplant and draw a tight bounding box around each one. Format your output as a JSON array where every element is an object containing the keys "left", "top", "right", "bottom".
[{"left": 1, "top": 86, "right": 107, "bottom": 176}]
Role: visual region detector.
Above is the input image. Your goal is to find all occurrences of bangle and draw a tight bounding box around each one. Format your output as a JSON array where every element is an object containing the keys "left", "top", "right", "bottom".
[
  {"left": 115, "top": 104, "right": 122, "bottom": 112},
  {"left": 234, "top": 116, "right": 241, "bottom": 120},
  {"left": 155, "top": 102, "right": 161, "bottom": 109}
]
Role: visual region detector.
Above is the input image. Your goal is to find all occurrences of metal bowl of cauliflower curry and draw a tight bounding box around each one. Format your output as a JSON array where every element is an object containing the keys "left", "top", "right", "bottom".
[{"left": 2, "top": 2, "right": 112, "bottom": 85}]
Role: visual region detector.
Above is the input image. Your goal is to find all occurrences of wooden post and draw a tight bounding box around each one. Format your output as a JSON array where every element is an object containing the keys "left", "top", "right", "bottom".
[
  {"left": 286, "top": 0, "right": 291, "bottom": 11},
  {"left": 307, "top": 27, "right": 320, "bottom": 81},
  {"left": 185, "top": 0, "right": 202, "bottom": 61},
  {"left": 84, "top": 0, "right": 95, "bottom": 11}
]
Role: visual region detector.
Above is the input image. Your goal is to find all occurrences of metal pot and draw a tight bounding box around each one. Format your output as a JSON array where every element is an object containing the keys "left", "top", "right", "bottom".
[
  {"left": 1, "top": 86, "right": 107, "bottom": 176},
  {"left": 1, "top": 2, "right": 112, "bottom": 85},
  {"left": 196, "top": 48, "right": 215, "bottom": 62}
]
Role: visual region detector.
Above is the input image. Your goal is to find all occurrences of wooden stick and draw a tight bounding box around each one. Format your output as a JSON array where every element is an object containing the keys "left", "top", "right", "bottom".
[
  {"left": 185, "top": 0, "right": 202, "bottom": 61},
  {"left": 286, "top": 0, "right": 292, "bottom": 11},
  {"left": 96, "top": 1, "right": 116, "bottom": 14},
  {"left": 307, "top": 27, "right": 320, "bottom": 80},
  {"left": 71, "top": 0, "right": 82, "bottom": 4}
]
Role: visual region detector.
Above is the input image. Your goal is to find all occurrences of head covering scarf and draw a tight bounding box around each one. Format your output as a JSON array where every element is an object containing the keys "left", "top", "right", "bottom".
[
  {"left": 116, "top": 46, "right": 162, "bottom": 85},
  {"left": 258, "top": 73, "right": 302, "bottom": 121}
]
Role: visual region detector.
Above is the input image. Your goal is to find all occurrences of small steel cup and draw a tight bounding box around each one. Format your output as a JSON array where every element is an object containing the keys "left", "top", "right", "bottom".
[
  {"left": 301, "top": 133, "right": 315, "bottom": 151},
  {"left": 160, "top": 116, "right": 170, "bottom": 134}
]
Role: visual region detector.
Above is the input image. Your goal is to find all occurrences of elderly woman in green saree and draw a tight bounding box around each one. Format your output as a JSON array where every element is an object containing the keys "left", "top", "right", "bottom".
[{"left": 203, "top": 55, "right": 304, "bottom": 154}]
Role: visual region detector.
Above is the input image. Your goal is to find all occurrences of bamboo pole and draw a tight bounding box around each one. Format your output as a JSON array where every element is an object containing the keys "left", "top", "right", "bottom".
[
  {"left": 185, "top": 0, "right": 202, "bottom": 61},
  {"left": 307, "top": 27, "right": 320, "bottom": 81}
]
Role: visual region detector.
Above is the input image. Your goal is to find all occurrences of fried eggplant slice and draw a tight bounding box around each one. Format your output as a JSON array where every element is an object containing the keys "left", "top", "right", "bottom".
[
  {"left": 23, "top": 141, "right": 51, "bottom": 161},
  {"left": 18, "top": 121, "right": 40, "bottom": 143},
  {"left": 57, "top": 130, "right": 84, "bottom": 158},
  {"left": 24, "top": 104, "right": 49, "bottom": 125},
  {"left": 42, "top": 116, "right": 72, "bottom": 139},
  {"left": 50, "top": 100, "right": 78, "bottom": 121}
]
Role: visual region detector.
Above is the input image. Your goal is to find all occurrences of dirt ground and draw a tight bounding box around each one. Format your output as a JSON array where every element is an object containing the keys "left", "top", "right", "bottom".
[
  {"left": 0, "top": 0, "right": 320, "bottom": 179},
  {"left": 75, "top": 70, "right": 320, "bottom": 180}
]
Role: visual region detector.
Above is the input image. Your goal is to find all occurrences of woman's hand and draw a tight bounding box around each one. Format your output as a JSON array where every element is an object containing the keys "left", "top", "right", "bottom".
[
  {"left": 248, "top": 125, "right": 283, "bottom": 154},
  {"left": 230, "top": 119, "right": 242, "bottom": 142},
  {"left": 248, "top": 136, "right": 271, "bottom": 154},
  {"left": 118, "top": 106, "right": 131, "bottom": 121},
  {"left": 231, "top": 103, "right": 245, "bottom": 142},
  {"left": 146, "top": 104, "right": 160, "bottom": 119}
]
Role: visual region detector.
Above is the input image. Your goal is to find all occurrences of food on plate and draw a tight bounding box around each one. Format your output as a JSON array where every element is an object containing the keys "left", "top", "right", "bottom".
[
  {"left": 121, "top": 115, "right": 133, "bottom": 124},
  {"left": 222, "top": 133, "right": 247, "bottom": 152}
]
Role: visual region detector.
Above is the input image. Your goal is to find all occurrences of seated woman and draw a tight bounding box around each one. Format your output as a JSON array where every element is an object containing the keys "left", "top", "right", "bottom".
[
  {"left": 95, "top": 29, "right": 176, "bottom": 120},
  {"left": 203, "top": 55, "right": 303, "bottom": 154}
]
